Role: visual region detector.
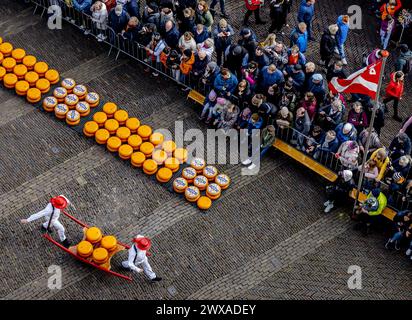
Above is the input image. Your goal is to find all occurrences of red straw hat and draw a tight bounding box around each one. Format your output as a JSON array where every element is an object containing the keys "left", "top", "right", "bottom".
[
  {"left": 133, "top": 236, "right": 152, "bottom": 251},
  {"left": 50, "top": 196, "right": 68, "bottom": 209}
]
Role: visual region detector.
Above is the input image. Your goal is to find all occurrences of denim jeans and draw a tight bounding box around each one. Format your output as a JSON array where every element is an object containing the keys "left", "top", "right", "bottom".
[
  {"left": 337, "top": 43, "right": 346, "bottom": 59},
  {"left": 380, "top": 30, "right": 392, "bottom": 50},
  {"left": 390, "top": 230, "right": 404, "bottom": 243},
  {"left": 201, "top": 102, "right": 215, "bottom": 119}
]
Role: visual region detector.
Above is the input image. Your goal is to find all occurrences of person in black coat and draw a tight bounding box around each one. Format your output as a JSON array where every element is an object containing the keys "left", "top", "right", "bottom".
[
  {"left": 326, "top": 60, "right": 348, "bottom": 82},
  {"left": 269, "top": 0, "right": 287, "bottom": 33},
  {"left": 142, "top": 2, "right": 160, "bottom": 25},
  {"left": 320, "top": 24, "right": 338, "bottom": 67}
]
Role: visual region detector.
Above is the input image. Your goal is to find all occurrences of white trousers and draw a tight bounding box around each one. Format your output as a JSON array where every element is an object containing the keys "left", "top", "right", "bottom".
[
  {"left": 43, "top": 218, "right": 66, "bottom": 242},
  {"left": 121, "top": 260, "right": 156, "bottom": 280}
]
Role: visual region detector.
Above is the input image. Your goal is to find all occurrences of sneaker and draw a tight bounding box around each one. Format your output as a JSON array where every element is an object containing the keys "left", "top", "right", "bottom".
[
  {"left": 79, "top": 25, "right": 86, "bottom": 30},
  {"left": 319, "top": 60, "right": 325, "bottom": 65},
  {"left": 385, "top": 239, "right": 393, "bottom": 249},
  {"left": 220, "top": 13, "right": 230, "bottom": 19},
  {"left": 341, "top": 58, "right": 348, "bottom": 65},
  {"left": 406, "top": 249, "right": 412, "bottom": 256},
  {"left": 324, "top": 202, "right": 334, "bottom": 213},
  {"left": 84, "top": 29, "right": 90, "bottom": 36},
  {"left": 395, "top": 241, "right": 401, "bottom": 251},
  {"left": 152, "top": 72, "right": 159, "bottom": 77},
  {"left": 242, "top": 158, "right": 252, "bottom": 165},
  {"left": 248, "top": 163, "right": 257, "bottom": 170},
  {"left": 334, "top": 48, "right": 340, "bottom": 55},
  {"left": 151, "top": 276, "right": 162, "bottom": 282},
  {"left": 61, "top": 239, "right": 71, "bottom": 248},
  {"left": 324, "top": 200, "right": 331, "bottom": 207}
]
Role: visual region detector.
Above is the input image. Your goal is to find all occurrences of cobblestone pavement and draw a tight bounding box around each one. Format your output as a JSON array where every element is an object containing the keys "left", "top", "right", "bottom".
[{"left": 0, "top": 0, "right": 411, "bottom": 300}]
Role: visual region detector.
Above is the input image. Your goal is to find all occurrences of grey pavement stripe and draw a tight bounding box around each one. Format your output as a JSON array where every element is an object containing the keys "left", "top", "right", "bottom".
[
  {"left": 0, "top": 8, "right": 36, "bottom": 37},
  {"left": 0, "top": 96, "right": 35, "bottom": 126},
  {"left": 189, "top": 214, "right": 352, "bottom": 299}
]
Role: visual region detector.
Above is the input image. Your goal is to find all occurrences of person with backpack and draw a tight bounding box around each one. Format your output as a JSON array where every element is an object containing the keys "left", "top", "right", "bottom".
[
  {"left": 395, "top": 44, "right": 412, "bottom": 74},
  {"left": 290, "top": 22, "right": 308, "bottom": 53}
]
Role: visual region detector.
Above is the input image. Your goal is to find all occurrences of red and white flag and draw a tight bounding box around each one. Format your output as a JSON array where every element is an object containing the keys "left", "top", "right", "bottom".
[{"left": 328, "top": 61, "right": 383, "bottom": 99}]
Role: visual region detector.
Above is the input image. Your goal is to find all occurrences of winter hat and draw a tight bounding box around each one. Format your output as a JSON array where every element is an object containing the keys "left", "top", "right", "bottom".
[
  {"left": 393, "top": 172, "right": 405, "bottom": 184},
  {"left": 342, "top": 15, "right": 350, "bottom": 23},
  {"left": 115, "top": 4, "right": 123, "bottom": 15},
  {"left": 312, "top": 73, "right": 323, "bottom": 82},
  {"left": 280, "top": 107, "right": 289, "bottom": 118},
  {"left": 183, "top": 49, "right": 192, "bottom": 57},
  {"left": 240, "top": 28, "right": 251, "bottom": 36},
  {"left": 50, "top": 195, "right": 69, "bottom": 209},
  {"left": 293, "top": 64, "right": 303, "bottom": 71},
  {"left": 133, "top": 235, "right": 152, "bottom": 251},
  {"left": 206, "top": 61, "right": 217, "bottom": 72},
  {"left": 347, "top": 141, "right": 358, "bottom": 150},
  {"left": 147, "top": 2, "right": 159, "bottom": 12},
  {"left": 233, "top": 45, "right": 242, "bottom": 56},
  {"left": 342, "top": 170, "right": 353, "bottom": 182},
  {"left": 343, "top": 123, "right": 353, "bottom": 134},
  {"left": 328, "top": 24, "right": 339, "bottom": 35},
  {"left": 364, "top": 197, "right": 379, "bottom": 211},
  {"left": 216, "top": 97, "right": 226, "bottom": 105},
  {"left": 208, "top": 90, "right": 217, "bottom": 101},
  {"left": 371, "top": 188, "right": 381, "bottom": 198},
  {"left": 267, "top": 125, "right": 276, "bottom": 133},
  {"left": 400, "top": 44, "right": 409, "bottom": 53}
]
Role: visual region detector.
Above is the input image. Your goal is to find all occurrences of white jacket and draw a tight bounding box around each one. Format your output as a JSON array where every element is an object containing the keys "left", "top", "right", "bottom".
[
  {"left": 27, "top": 203, "right": 61, "bottom": 223},
  {"left": 125, "top": 243, "right": 149, "bottom": 272},
  {"left": 92, "top": 3, "right": 108, "bottom": 30}
]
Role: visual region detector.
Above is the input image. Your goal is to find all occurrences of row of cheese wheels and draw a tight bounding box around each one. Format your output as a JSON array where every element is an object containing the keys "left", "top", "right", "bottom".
[{"left": 76, "top": 227, "right": 117, "bottom": 264}]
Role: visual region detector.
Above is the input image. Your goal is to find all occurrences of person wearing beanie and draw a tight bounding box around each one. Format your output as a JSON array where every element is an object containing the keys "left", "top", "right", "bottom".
[
  {"left": 307, "top": 73, "right": 326, "bottom": 103},
  {"left": 335, "top": 140, "right": 360, "bottom": 170},
  {"left": 314, "top": 130, "right": 339, "bottom": 160},
  {"left": 243, "top": 0, "right": 267, "bottom": 26},
  {"left": 320, "top": 24, "right": 338, "bottom": 67},
  {"left": 324, "top": 169, "right": 354, "bottom": 213},
  {"left": 297, "top": 0, "right": 316, "bottom": 41},
  {"left": 383, "top": 71, "right": 405, "bottom": 122},
  {"left": 354, "top": 188, "right": 387, "bottom": 235},
  {"left": 108, "top": 4, "right": 130, "bottom": 34},
  {"left": 336, "top": 15, "right": 350, "bottom": 65},
  {"left": 335, "top": 122, "right": 357, "bottom": 144},
  {"left": 369, "top": 147, "right": 390, "bottom": 181},
  {"left": 20, "top": 195, "right": 72, "bottom": 248},
  {"left": 224, "top": 44, "right": 249, "bottom": 79},
  {"left": 395, "top": 44, "right": 412, "bottom": 73},
  {"left": 121, "top": 235, "right": 162, "bottom": 282}
]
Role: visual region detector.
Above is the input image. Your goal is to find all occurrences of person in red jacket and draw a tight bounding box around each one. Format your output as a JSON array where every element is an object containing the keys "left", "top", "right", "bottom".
[
  {"left": 380, "top": 0, "right": 402, "bottom": 20},
  {"left": 243, "top": 0, "right": 267, "bottom": 26},
  {"left": 383, "top": 71, "right": 405, "bottom": 122}
]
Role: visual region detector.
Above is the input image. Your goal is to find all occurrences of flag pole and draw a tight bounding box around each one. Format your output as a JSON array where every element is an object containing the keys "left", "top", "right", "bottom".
[{"left": 352, "top": 51, "right": 390, "bottom": 215}]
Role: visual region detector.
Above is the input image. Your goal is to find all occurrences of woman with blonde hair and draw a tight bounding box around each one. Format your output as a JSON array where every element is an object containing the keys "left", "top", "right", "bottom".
[{"left": 196, "top": 0, "right": 214, "bottom": 32}]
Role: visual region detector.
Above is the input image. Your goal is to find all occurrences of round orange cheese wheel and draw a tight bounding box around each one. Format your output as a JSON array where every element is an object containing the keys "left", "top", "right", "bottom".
[
  {"left": 143, "top": 159, "right": 158, "bottom": 174},
  {"left": 119, "top": 144, "right": 133, "bottom": 159},
  {"left": 73, "top": 84, "right": 87, "bottom": 98},
  {"left": 114, "top": 109, "right": 128, "bottom": 124},
  {"left": 206, "top": 183, "right": 222, "bottom": 200},
  {"left": 66, "top": 110, "right": 81, "bottom": 125},
  {"left": 106, "top": 136, "right": 122, "bottom": 152},
  {"left": 64, "top": 93, "right": 79, "bottom": 107},
  {"left": 53, "top": 87, "right": 67, "bottom": 101},
  {"left": 61, "top": 78, "right": 76, "bottom": 92},
  {"left": 35, "top": 78, "right": 50, "bottom": 93},
  {"left": 152, "top": 149, "right": 168, "bottom": 165},
  {"left": 93, "top": 111, "right": 108, "bottom": 127},
  {"left": 0, "top": 66, "right": 6, "bottom": 80},
  {"left": 0, "top": 42, "right": 13, "bottom": 56},
  {"left": 182, "top": 167, "right": 197, "bottom": 183},
  {"left": 0, "top": 52, "right": 3, "bottom": 65},
  {"left": 131, "top": 152, "right": 146, "bottom": 167},
  {"left": 83, "top": 121, "right": 99, "bottom": 137},
  {"left": 54, "top": 103, "right": 69, "bottom": 118},
  {"left": 2, "top": 57, "right": 16, "bottom": 71},
  {"left": 174, "top": 148, "right": 188, "bottom": 163},
  {"left": 156, "top": 167, "right": 173, "bottom": 183},
  {"left": 26, "top": 87, "right": 41, "bottom": 102},
  {"left": 185, "top": 186, "right": 201, "bottom": 202},
  {"left": 173, "top": 177, "right": 188, "bottom": 193},
  {"left": 75, "top": 101, "right": 90, "bottom": 116},
  {"left": 203, "top": 166, "right": 219, "bottom": 181},
  {"left": 104, "top": 118, "right": 119, "bottom": 134},
  {"left": 103, "top": 102, "right": 117, "bottom": 117},
  {"left": 15, "top": 80, "right": 30, "bottom": 95},
  {"left": 11, "top": 48, "right": 26, "bottom": 62},
  {"left": 193, "top": 175, "right": 209, "bottom": 191},
  {"left": 77, "top": 240, "right": 93, "bottom": 257},
  {"left": 85, "top": 92, "right": 100, "bottom": 107},
  {"left": 116, "top": 127, "right": 131, "bottom": 142},
  {"left": 24, "top": 71, "right": 39, "bottom": 86},
  {"left": 101, "top": 236, "right": 117, "bottom": 251},
  {"left": 13, "top": 64, "right": 27, "bottom": 79},
  {"left": 42, "top": 96, "right": 58, "bottom": 112},
  {"left": 197, "top": 196, "right": 212, "bottom": 210},
  {"left": 137, "top": 125, "right": 152, "bottom": 140},
  {"left": 3, "top": 73, "right": 18, "bottom": 88},
  {"left": 95, "top": 128, "right": 110, "bottom": 144},
  {"left": 22, "top": 55, "right": 37, "bottom": 69},
  {"left": 34, "top": 61, "right": 48, "bottom": 75},
  {"left": 215, "top": 174, "right": 230, "bottom": 190},
  {"left": 45, "top": 69, "right": 60, "bottom": 84},
  {"left": 126, "top": 117, "right": 140, "bottom": 132},
  {"left": 140, "top": 142, "right": 155, "bottom": 157},
  {"left": 162, "top": 140, "right": 177, "bottom": 154},
  {"left": 165, "top": 157, "right": 180, "bottom": 172},
  {"left": 190, "top": 158, "right": 206, "bottom": 172},
  {"left": 149, "top": 132, "right": 164, "bottom": 146},
  {"left": 92, "top": 247, "right": 108, "bottom": 264},
  {"left": 127, "top": 134, "right": 142, "bottom": 150}
]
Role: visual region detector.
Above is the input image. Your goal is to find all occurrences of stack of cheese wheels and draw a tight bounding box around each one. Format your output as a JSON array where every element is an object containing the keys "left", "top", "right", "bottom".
[
  {"left": 3, "top": 73, "right": 18, "bottom": 89},
  {"left": 126, "top": 117, "right": 140, "bottom": 133},
  {"left": 203, "top": 165, "right": 218, "bottom": 181},
  {"left": 36, "top": 78, "right": 50, "bottom": 94},
  {"left": 173, "top": 177, "right": 188, "bottom": 193},
  {"left": 140, "top": 142, "right": 155, "bottom": 158},
  {"left": 106, "top": 136, "right": 122, "bottom": 152},
  {"left": 53, "top": 87, "right": 67, "bottom": 102},
  {"left": 191, "top": 158, "right": 206, "bottom": 173},
  {"left": 75, "top": 101, "right": 90, "bottom": 117},
  {"left": 86, "top": 227, "right": 102, "bottom": 244},
  {"left": 83, "top": 121, "right": 99, "bottom": 137},
  {"left": 149, "top": 132, "right": 164, "bottom": 146},
  {"left": 44, "top": 95, "right": 59, "bottom": 113},
  {"left": 95, "top": 128, "right": 110, "bottom": 145},
  {"left": 66, "top": 110, "right": 81, "bottom": 126},
  {"left": 0, "top": 66, "right": 6, "bottom": 81},
  {"left": 206, "top": 183, "right": 222, "bottom": 200},
  {"left": 101, "top": 236, "right": 117, "bottom": 252},
  {"left": 182, "top": 167, "right": 197, "bottom": 184},
  {"left": 162, "top": 140, "right": 177, "bottom": 155},
  {"left": 103, "top": 102, "right": 117, "bottom": 118},
  {"left": 92, "top": 248, "right": 109, "bottom": 265},
  {"left": 165, "top": 157, "right": 180, "bottom": 173},
  {"left": 114, "top": 109, "right": 128, "bottom": 126},
  {"left": 65, "top": 93, "right": 79, "bottom": 109},
  {"left": 77, "top": 240, "right": 93, "bottom": 258},
  {"left": 185, "top": 186, "right": 201, "bottom": 202},
  {"left": 26, "top": 87, "right": 41, "bottom": 103},
  {"left": 116, "top": 127, "right": 131, "bottom": 143},
  {"left": 127, "top": 134, "right": 142, "bottom": 151},
  {"left": 194, "top": 175, "right": 209, "bottom": 191},
  {"left": 0, "top": 42, "right": 13, "bottom": 57},
  {"left": 137, "top": 124, "right": 152, "bottom": 141},
  {"left": 104, "top": 119, "right": 119, "bottom": 135},
  {"left": 45, "top": 69, "right": 60, "bottom": 85},
  {"left": 174, "top": 148, "right": 188, "bottom": 164},
  {"left": 215, "top": 173, "right": 230, "bottom": 190},
  {"left": 152, "top": 149, "right": 168, "bottom": 165},
  {"left": 15, "top": 80, "right": 30, "bottom": 96},
  {"left": 85, "top": 92, "right": 100, "bottom": 108},
  {"left": 54, "top": 103, "right": 69, "bottom": 119},
  {"left": 143, "top": 159, "right": 158, "bottom": 175},
  {"left": 118, "top": 144, "right": 133, "bottom": 160},
  {"left": 2, "top": 57, "right": 16, "bottom": 72},
  {"left": 73, "top": 84, "right": 87, "bottom": 100},
  {"left": 93, "top": 111, "right": 107, "bottom": 127},
  {"left": 0, "top": 52, "right": 2, "bottom": 65},
  {"left": 22, "top": 55, "right": 36, "bottom": 70},
  {"left": 34, "top": 61, "right": 48, "bottom": 77},
  {"left": 131, "top": 151, "right": 146, "bottom": 167},
  {"left": 13, "top": 64, "right": 27, "bottom": 80},
  {"left": 11, "top": 48, "right": 26, "bottom": 63},
  {"left": 25, "top": 71, "right": 39, "bottom": 87},
  {"left": 156, "top": 167, "right": 173, "bottom": 183},
  {"left": 197, "top": 196, "right": 212, "bottom": 210},
  {"left": 61, "top": 78, "right": 76, "bottom": 93}
]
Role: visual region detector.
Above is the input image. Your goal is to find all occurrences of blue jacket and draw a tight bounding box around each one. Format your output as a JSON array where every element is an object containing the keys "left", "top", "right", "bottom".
[
  {"left": 247, "top": 117, "right": 264, "bottom": 133},
  {"left": 291, "top": 71, "right": 306, "bottom": 91},
  {"left": 259, "top": 66, "right": 285, "bottom": 89},
  {"left": 72, "top": 0, "right": 91, "bottom": 12},
  {"left": 109, "top": 9, "right": 130, "bottom": 34},
  {"left": 336, "top": 15, "right": 349, "bottom": 46},
  {"left": 193, "top": 28, "right": 210, "bottom": 44},
  {"left": 335, "top": 123, "right": 357, "bottom": 144},
  {"left": 297, "top": 0, "right": 315, "bottom": 24},
  {"left": 290, "top": 28, "right": 308, "bottom": 53},
  {"left": 164, "top": 24, "right": 180, "bottom": 49},
  {"left": 307, "top": 77, "right": 326, "bottom": 100},
  {"left": 318, "top": 136, "right": 339, "bottom": 153},
  {"left": 213, "top": 73, "right": 239, "bottom": 95}
]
